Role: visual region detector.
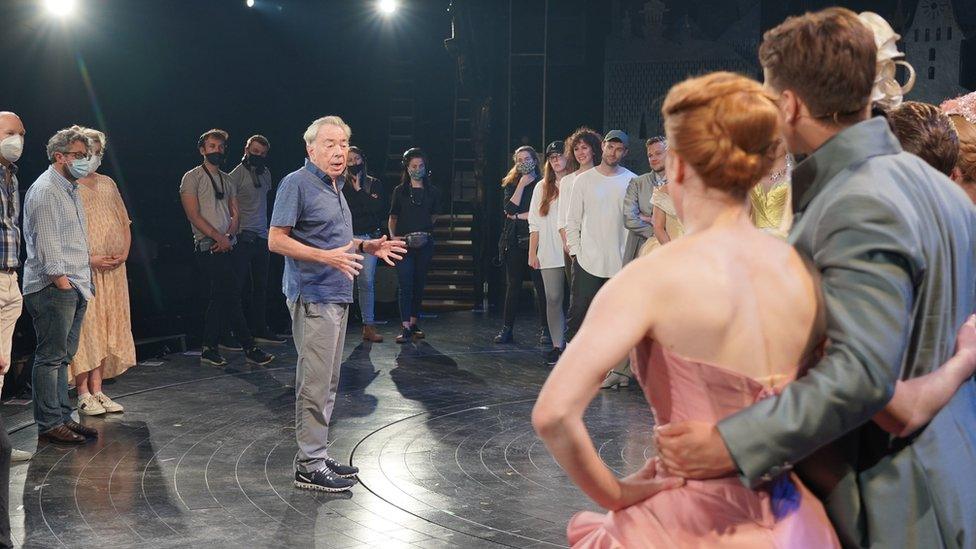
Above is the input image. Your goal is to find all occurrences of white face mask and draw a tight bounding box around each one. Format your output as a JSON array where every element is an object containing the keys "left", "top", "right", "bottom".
[{"left": 0, "top": 135, "right": 24, "bottom": 163}]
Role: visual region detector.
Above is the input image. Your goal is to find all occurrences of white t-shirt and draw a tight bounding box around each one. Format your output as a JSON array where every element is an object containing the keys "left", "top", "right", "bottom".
[
  {"left": 565, "top": 166, "right": 635, "bottom": 278},
  {"left": 557, "top": 171, "right": 578, "bottom": 230},
  {"left": 528, "top": 179, "right": 565, "bottom": 269}
]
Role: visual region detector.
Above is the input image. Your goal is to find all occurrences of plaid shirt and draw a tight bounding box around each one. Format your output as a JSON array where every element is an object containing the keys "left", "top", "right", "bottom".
[
  {"left": 22, "top": 166, "right": 92, "bottom": 300},
  {"left": 0, "top": 164, "right": 20, "bottom": 270}
]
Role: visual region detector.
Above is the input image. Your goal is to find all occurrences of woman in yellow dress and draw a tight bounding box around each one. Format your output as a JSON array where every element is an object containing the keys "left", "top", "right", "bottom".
[
  {"left": 749, "top": 139, "right": 793, "bottom": 239},
  {"left": 70, "top": 126, "right": 136, "bottom": 416}
]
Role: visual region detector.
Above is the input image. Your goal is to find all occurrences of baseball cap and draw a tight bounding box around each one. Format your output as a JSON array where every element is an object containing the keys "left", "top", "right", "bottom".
[
  {"left": 604, "top": 130, "right": 629, "bottom": 147},
  {"left": 545, "top": 140, "right": 564, "bottom": 157}
]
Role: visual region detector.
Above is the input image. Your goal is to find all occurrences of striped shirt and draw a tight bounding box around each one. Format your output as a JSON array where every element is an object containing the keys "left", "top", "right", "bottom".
[
  {"left": 23, "top": 166, "right": 93, "bottom": 300},
  {"left": 0, "top": 164, "right": 20, "bottom": 269}
]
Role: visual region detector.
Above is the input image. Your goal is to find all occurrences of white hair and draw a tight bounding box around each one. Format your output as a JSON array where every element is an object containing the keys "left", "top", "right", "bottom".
[
  {"left": 70, "top": 125, "right": 107, "bottom": 151},
  {"left": 303, "top": 116, "right": 351, "bottom": 146}
]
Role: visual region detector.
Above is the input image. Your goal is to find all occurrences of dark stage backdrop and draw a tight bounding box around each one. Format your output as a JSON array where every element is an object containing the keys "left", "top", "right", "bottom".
[{"left": 0, "top": 0, "right": 457, "bottom": 345}]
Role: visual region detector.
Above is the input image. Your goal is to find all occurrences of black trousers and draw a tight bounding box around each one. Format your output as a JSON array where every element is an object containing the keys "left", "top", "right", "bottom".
[
  {"left": 196, "top": 248, "right": 254, "bottom": 349},
  {"left": 236, "top": 235, "right": 271, "bottom": 336},
  {"left": 0, "top": 416, "right": 10, "bottom": 549},
  {"left": 566, "top": 258, "right": 608, "bottom": 341},
  {"left": 396, "top": 240, "right": 435, "bottom": 323},
  {"left": 501, "top": 245, "right": 547, "bottom": 331}
]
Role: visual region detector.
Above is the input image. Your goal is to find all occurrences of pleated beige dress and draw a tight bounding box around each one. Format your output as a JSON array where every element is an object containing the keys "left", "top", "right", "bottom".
[{"left": 70, "top": 174, "right": 136, "bottom": 379}]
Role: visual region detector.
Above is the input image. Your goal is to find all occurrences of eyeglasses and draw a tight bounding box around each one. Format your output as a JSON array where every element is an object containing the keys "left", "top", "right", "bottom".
[{"left": 61, "top": 151, "right": 89, "bottom": 160}]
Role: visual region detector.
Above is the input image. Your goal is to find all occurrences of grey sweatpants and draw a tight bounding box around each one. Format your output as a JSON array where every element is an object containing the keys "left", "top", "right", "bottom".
[{"left": 289, "top": 299, "right": 348, "bottom": 473}]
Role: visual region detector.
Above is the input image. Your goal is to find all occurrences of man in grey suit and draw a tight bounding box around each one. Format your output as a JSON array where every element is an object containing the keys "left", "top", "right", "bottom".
[
  {"left": 622, "top": 136, "right": 667, "bottom": 264},
  {"left": 656, "top": 8, "right": 976, "bottom": 548}
]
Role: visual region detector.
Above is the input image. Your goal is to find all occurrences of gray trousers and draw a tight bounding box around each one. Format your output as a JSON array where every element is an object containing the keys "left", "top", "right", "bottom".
[
  {"left": 539, "top": 268, "right": 566, "bottom": 349},
  {"left": 288, "top": 299, "right": 348, "bottom": 473}
]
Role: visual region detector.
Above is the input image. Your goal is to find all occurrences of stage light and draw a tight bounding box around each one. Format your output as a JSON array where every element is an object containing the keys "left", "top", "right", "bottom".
[
  {"left": 43, "top": 0, "right": 77, "bottom": 17},
  {"left": 378, "top": 0, "right": 398, "bottom": 16},
  {"left": 246, "top": 0, "right": 254, "bottom": 7}
]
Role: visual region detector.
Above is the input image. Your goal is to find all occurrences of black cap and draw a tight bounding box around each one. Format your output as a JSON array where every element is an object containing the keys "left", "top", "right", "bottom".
[
  {"left": 603, "top": 129, "right": 629, "bottom": 147},
  {"left": 545, "top": 140, "right": 565, "bottom": 157}
]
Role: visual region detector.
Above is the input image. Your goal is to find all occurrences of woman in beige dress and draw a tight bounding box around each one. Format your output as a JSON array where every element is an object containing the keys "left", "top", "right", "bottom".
[
  {"left": 70, "top": 127, "right": 136, "bottom": 416},
  {"left": 639, "top": 184, "right": 685, "bottom": 256}
]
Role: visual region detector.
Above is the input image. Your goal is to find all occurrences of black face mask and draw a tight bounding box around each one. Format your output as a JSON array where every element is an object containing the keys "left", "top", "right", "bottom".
[
  {"left": 347, "top": 163, "right": 363, "bottom": 176},
  {"left": 245, "top": 153, "right": 267, "bottom": 170},
  {"left": 204, "top": 152, "right": 225, "bottom": 166}
]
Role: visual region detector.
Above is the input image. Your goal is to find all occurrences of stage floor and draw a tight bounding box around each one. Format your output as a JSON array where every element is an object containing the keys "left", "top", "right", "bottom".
[{"left": 3, "top": 312, "right": 655, "bottom": 548}]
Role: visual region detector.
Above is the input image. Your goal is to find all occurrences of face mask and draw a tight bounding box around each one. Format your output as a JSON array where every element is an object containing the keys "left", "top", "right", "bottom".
[
  {"left": 0, "top": 135, "right": 23, "bottom": 163},
  {"left": 408, "top": 167, "right": 426, "bottom": 181},
  {"left": 245, "top": 153, "right": 266, "bottom": 169},
  {"left": 205, "top": 152, "right": 224, "bottom": 166},
  {"left": 67, "top": 157, "right": 93, "bottom": 179},
  {"left": 88, "top": 154, "right": 103, "bottom": 174},
  {"left": 347, "top": 163, "right": 363, "bottom": 176},
  {"left": 515, "top": 160, "right": 536, "bottom": 175}
]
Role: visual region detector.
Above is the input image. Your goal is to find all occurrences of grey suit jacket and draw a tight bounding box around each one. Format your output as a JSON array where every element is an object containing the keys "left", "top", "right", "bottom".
[
  {"left": 717, "top": 118, "right": 976, "bottom": 548},
  {"left": 622, "top": 172, "right": 662, "bottom": 263}
]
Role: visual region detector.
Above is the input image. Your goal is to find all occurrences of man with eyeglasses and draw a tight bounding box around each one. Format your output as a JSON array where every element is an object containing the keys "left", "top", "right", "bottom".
[
  {"left": 226, "top": 135, "right": 285, "bottom": 347},
  {"left": 22, "top": 127, "right": 99, "bottom": 447},
  {"left": 179, "top": 129, "right": 274, "bottom": 367}
]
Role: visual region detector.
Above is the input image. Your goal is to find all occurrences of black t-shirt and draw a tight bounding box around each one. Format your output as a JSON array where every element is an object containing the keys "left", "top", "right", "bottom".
[{"left": 389, "top": 183, "right": 439, "bottom": 235}]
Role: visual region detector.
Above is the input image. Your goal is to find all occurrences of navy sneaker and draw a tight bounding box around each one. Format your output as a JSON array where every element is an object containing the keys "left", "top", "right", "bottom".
[
  {"left": 201, "top": 348, "right": 227, "bottom": 367},
  {"left": 324, "top": 458, "right": 359, "bottom": 478},
  {"left": 294, "top": 469, "right": 355, "bottom": 492}
]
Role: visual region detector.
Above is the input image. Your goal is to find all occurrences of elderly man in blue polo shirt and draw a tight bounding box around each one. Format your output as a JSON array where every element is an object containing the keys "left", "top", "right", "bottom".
[{"left": 269, "top": 115, "right": 405, "bottom": 492}]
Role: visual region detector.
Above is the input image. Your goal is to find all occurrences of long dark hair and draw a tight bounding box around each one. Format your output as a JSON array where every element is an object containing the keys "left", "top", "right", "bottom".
[{"left": 400, "top": 147, "right": 431, "bottom": 188}]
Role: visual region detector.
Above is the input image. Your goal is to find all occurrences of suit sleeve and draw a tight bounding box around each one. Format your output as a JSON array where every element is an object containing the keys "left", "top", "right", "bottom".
[
  {"left": 623, "top": 178, "right": 653, "bottom": 239},
  {"left": 717, "top": 193, "right": 918, "bottom": 487}
]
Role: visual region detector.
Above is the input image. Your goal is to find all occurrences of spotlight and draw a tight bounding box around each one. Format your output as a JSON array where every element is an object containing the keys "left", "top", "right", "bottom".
[
  {"left": 378, "top": 0, "right": 398, "bottom": 16},
  {"left": 245, "top": 0, "right": 254, "bottom": 6},
  {"left": 43, "top": 0, "right": 76, "bottom": 17}
]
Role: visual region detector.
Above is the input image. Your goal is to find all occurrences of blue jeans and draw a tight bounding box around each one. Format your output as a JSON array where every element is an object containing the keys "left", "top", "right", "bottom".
[
  {"left": 395, "top": 239, "right": 434, "bottom": 323},
  {"left": 25, "top": 285, "right": 88, "bottom": 433},
  {"left": 354, "top": 233, "right": 379, "bottom": 325}
]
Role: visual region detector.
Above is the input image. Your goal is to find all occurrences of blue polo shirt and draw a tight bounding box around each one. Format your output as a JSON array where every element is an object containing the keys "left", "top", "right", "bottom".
[{"left": 270, "top": 159, "right": 354, "bottom": 304}]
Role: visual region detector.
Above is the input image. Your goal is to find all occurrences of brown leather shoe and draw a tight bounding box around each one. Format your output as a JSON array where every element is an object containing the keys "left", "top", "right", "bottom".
[
  {"left": 64, "top": 420, "right": 99, "bottom": 438},
  {"left": 39, "top": 425, "right": 85, "bottom": 445},
  {"left": 362, "top": 325, "right": 383, "bottom": 343}
]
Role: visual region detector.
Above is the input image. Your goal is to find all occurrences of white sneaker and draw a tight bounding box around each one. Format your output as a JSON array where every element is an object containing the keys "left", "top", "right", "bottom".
[
  {"left": 78, "top": 393, "right": 106, "bottom": 416},
  {"left": 10, "top": 448, "right": 32, "bottom": 462},
  {"left": 94, "top": 392, "right": 124, "bottom": 413}
]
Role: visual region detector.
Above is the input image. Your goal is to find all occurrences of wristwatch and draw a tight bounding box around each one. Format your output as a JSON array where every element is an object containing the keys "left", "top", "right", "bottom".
[{"left": 357, "top": 241, "right": 365, "bottom": 253}]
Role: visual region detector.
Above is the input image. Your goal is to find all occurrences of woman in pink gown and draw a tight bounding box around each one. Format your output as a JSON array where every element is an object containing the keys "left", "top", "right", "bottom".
[{"left": 532, "top": 72, "right": 976, "bottom": 548}]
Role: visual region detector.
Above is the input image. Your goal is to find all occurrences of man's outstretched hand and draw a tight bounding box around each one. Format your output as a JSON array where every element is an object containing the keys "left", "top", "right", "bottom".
[
  {"left": 319, "top": 241, "right": 364, "bottom": 280},
  {"left": 364, "top": 236, "right": 407, "bottom": 266},
  {"left": 655, "top": 421, "right": 736, "bottom": 480}
]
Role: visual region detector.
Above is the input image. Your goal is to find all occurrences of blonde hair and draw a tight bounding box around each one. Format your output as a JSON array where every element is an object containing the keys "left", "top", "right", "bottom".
[{"left": 662, "top": 72, "right": 780, "bottom": 198}]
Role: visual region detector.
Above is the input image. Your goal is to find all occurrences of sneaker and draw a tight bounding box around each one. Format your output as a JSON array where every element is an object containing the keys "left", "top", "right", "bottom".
[
  {"left": 493, "top": 326, "right": 514, "bottom": 344},
  {"left": 409, "top": 324, "right": 425, "bottom": 339},
  {"left": 544, "top": 347, "right": 562, "bottom": 366},
  {"left": 201, "top": 348, "right": 228, "bottom": 367},
  {"left": 78, "top": 393, "right": 106, "bottom": 416},
  {"left": 11, "top": 448, "right": 33, "bottom": 462},
  {"left": 94, "top": 392, "right": 124, "bottom": 413},
  {"left": 218, "top": 336, "right": 243, "bottom": 352},
  {"left": 323, "top": 458, "right": 359, "bottom": 478},
  {"left": 254, "top": 332, "right": 287, "bottom": 345},
  {"left": 600, "top": 371, "right": 631, "bottom": 390},
  {"left": 245, "top": 346, "right": 275, "bottom": 366},
  {"left": 395, "top": 327, "right": 414, "bottom": 344},
  {"left": 294, "top": 469, "right": 355, "bottom": 492}
]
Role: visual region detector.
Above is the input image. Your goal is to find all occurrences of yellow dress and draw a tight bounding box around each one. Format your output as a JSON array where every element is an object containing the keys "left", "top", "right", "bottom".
[
  {"left": 749, "top": 179, "right": 792, "bottom": 239},
  {"left": 639, "top": 188, "right": 684, "bottom": 257},
  {"left": 70, "top": 174, "right": 136, "bottom": 379}
]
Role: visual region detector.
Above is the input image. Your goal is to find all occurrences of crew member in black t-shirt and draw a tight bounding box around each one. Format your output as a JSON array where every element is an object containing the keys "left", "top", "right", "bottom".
[
  {"left": 493, "top": 145, "right": 548, "bottom": 345},
  {"left": 343, "top": 146, "right": 389, "bottom": 343},
  {"left": 388, "top": 148, "right": 439, "bottom": 344}
]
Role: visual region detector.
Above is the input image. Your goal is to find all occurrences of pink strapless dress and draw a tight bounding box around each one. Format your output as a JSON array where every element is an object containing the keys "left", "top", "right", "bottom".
[{"left": 567, "top": 340, "right": 839, "bottom": 548}]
